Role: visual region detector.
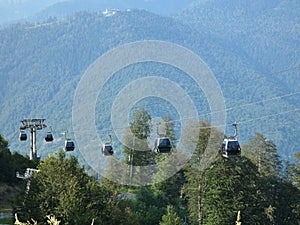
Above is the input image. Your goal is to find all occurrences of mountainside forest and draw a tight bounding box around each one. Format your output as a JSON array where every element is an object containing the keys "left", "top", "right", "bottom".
[{"left": 1, "top": 116, "right": 300, "bottom": 224}]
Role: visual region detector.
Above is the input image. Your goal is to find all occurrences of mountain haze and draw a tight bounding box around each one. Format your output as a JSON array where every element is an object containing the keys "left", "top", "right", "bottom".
[
  {"left": 0, "top": 0, "right": 194, "bottom": 25},
  {"left": 0, "top": 1, "right": 299, "bottom": 161}
]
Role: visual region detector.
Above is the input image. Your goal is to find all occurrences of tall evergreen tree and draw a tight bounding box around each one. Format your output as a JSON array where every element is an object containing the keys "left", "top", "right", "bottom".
[
  {"left": 294, "top": 152, "right": 300, "bottom": 190},
  {"left": 243, "top": 133, "right": 282, "bottom": 178},
  {"left": 184, "top": 121, "right": 223, "bottom": 225},
  {"left": 200, "top": 156, "right": 264, "bottom": 225},
  {"left": 275, "top": 179, "right": 300, "bottom": 225},
  {"left": 122, "top": 109, "right": 154, "bottom": 185},
  {"left": 243, "top": 133, "right": 288, "bottom": 224},
  {"left": 159, "top": 205, "right": 184, "bottom": 225},
  {"left": 160, "top": 114, "right": 176, "bottom": 142}
]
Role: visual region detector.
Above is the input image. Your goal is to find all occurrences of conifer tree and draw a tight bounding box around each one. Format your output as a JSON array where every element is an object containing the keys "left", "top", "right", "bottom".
[
  {"left": 159, "top": 205, "right": 183, "bottom": 225},
  {"left": 243, "top": 133, "right": 282, "bottom": 178},
  {"left": 184, "top": 121, "right": 223, "bottom": 225},
  {"left": 294, "top": 152, "right": 300, "bottom": 190},
  {"left": 243, "top": 133, "right": 286, "bottom": 223},
  {"left": 152, "top": 115, "right": 185, "bottom": 205},
  {"left": 122, "top": 109, "right": 154, "bottom": 185}
]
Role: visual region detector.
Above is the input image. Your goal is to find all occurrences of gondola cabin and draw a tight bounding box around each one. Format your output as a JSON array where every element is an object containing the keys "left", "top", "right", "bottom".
[
  {"left": 221, "top": 138, "right": 241, "bottom": 158},
  {"left": 19, "top": 131, "right": 27, "bottom": 141},
  {"left": 45, "top": 132, "right": 54, "bottom": 142},
  {"left": 64, "top": 139, "right": 75, "bottom": 152},
  {"left": 154, "top": 137, "right": 172, "bottom": 153},
  {"left": 102, "top": 144, "right": 114, "bottom": 156}
]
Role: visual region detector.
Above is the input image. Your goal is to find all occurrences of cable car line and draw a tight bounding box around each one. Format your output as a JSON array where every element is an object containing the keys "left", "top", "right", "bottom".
[
  {"left": 14, "top": 65, "right": 299, "bottom": 158},
  {"left": 66, "top": 105, "right": 300, "bottom": 145},
  {"left": 269, "top": 64, "right": 300, "bottom": 75},
  {"left": 67, "top": 93, "right": 300, "bottom": 136},
  {"left": 193, "top": 90, "right": 300, "bottom": 119},
  {"left": 226, "top": 91, "right": 300, "bottom": 112},
  {"left": 220, "top": 64, "right": 300, "bottom": 88},
  {"left": 46, "top": 88, "right": 300, "bottom": 138},
  {"left": 98, "top": 65, "right": 300, "bottom": 119},
  {"left": 238, "top": 108, "right": 300, "bottom": 125},
  {"left": 123, "top": 89, "right": 300, "bottom": 123}
]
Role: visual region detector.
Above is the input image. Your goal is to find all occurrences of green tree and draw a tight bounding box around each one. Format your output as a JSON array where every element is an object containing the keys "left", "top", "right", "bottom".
[
  {"left": 160, "top": 205, "right": 183, "bottom": 225},
  {"left": 271, "top": 151, "right": 300, "bottom": 224},
  {"left": 0, "top": 134, "right": 35, "bottom": 184},
  {"left": 123, "top": 109, "right": 154, "bottom": 184},
  {"left": 184, "top": 121, "right": 223, "bottom": 225},
  {"left": 0, "top": 134, "right": 11, "bottom": 182},
  {"left": 294, "top": 152, "right": 300, "bottom": 190},
  {"left": 184, "top": 122, "right": 269, "bottom": 225},
  {"left": 275, "top": 180, "right": 300, "bottom": 225},
  {"left": 131, "top": 186, "right": 166, "bottom": 225},
  {"left": 19, "top": 151, "right": 112, "bottom": 225},
  {"left": 130, "top": 108, "right": 152, "bottom": 140},
  {"left": 243, "top": 133, "right": 282, "bottom": 178},
  {"left": 160, "top": 114, "right": 176, "bottom": 142},
  {"left": 243, "top": 133, "right": 289, "bottom": 224},
  {"left": 200, "top": 157, "right": 264, "bottom": 225}
]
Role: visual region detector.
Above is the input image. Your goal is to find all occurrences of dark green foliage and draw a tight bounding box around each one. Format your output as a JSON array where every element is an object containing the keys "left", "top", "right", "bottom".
[
  {"left": 2, "top": 128, "right": 300, "bottom": 224},
  {"left": 294, "top": 152, "right": 300, "bottom": 190},
  {"left": 122, "top": 109, "right": 154, "bottom": 184},
  {"left": 160, "top": 205, "right": 184, "bottom": 225},
  {"left": 275, "top": 180, "right": 300, "bottom": 224},
  {"left": 160, "top": 114, "right": 176, "bottom": 142},
  {"left": 0, "top": 134, "right": 36, "bottom": 184},
  {"left": 200, "top": 156, "right": 264, "bottom": 225},
  {"left": 123, "top": 109, "right": 153, "bottom": 166},
  {"left": 130, "top": 109, "right": 152, "bottom": 140},
  {"left": 133, "top": 187, "right": 166, "bottom": 225},
  {"left": 184, "top": 121, "right": 223, "bottom": 224},
  {"left": 18, "top": 151, "right": 113, "bottom": 225},
  {"left": 243, "top": 133, "right": 282, "bottom": 178},
  {"left": 184, "top": 123, "right": 300, "bottom": 225}
]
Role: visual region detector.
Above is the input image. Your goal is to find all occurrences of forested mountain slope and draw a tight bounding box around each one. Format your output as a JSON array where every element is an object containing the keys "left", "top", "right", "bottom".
[
  {"left": 0, "top": 2, "right": 299, "bottom": 161},
  {"left": 177, "top": 0, "right": 300, "bottom": 157},
  {"left": 179, "top": 0, "right": 300, "bottom": 92}
]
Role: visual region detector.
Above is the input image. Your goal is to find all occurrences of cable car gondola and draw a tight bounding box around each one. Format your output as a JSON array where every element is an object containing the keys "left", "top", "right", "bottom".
[
  {"left": 154, "top": 137, "right": 172, "bottom": 154},
  {"left": 102, "top": 144, "right": 114, "bottom": 156},
  {"left": 45, "top": 126, "right": 54, "bottom": 142},
  {"left": 221, "top": 122, "right": 241, "bottom": 158},
  {"left": 101, "top": 134, "right": 114, "bottom": 156},
  {"left": 45, "top": 132, "right": 54, "bottom": 142},
  {"left": 19, "top": 131, "right": 27, "bottom": 141},
  {"left": 64, "top": 139, "right": 75, "bottom": 152},
  {"left": 221, "top": 138, "right": 241, "bottom": 158}
]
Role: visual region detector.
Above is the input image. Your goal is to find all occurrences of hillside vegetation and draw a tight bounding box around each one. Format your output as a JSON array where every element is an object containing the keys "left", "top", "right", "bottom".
[{"left": 1, "top": 114, "right": 300, "bottom": 224}]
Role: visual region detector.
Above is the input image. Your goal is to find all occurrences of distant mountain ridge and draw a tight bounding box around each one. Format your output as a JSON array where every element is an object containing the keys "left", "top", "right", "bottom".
[{"left": 0, "top": 0, "right": 194, "bottom": 25}]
